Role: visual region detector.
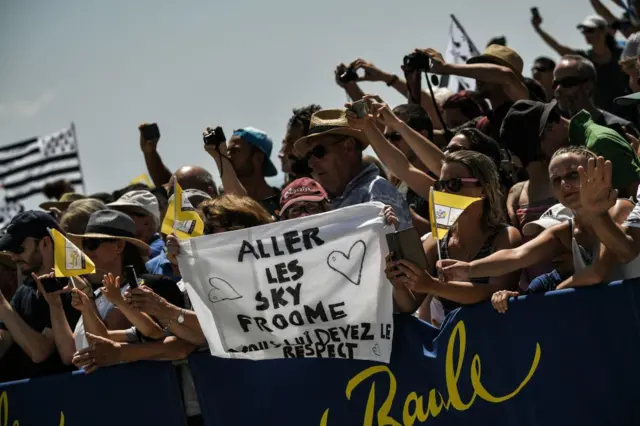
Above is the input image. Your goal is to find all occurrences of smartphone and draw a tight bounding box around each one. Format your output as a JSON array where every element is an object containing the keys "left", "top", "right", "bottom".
[
  {"left": 350, "top": 100, "right": 369, "bottom": 119},
  {"left": 124, "top": 265, "right": 139, "bottom": 289},
  {"left": 531, "top": 7, "right": 540, "bottom": 19},
  {"left": 41, "top": 277, "right": 70, "bottom": 293},
  {"left": 385, "top": 227, "right": 428, "bottom": 270},
  {"left": 141, "top": 123, "right": 160, "bottom": 141}
]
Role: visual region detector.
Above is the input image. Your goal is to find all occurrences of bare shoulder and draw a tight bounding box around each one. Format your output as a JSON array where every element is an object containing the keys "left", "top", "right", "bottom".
[{"left": 492, "top": 225, "right": 523, "bottom": 251}]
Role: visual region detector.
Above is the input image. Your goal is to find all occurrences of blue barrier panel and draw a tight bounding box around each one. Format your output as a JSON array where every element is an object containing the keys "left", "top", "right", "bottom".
[
  {"left": 188, "top": 280, "right": 640, "bottom": 426},
  {"left": 0, "top": 361, "right": 186, "bottom": 426}
]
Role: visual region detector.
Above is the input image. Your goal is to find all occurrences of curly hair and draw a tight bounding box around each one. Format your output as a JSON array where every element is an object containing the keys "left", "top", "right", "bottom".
[
  {"left": 199, "top": 195, "right": 274, "bottom": 234},
  {"left": 288, "top": 104, "right": 323, "bottom": 135}
]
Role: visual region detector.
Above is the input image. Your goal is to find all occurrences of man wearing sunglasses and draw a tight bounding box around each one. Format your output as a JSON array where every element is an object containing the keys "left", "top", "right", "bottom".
[
  {"left": 0, "top": 211, "right": 80, "bottom": 382},
  {"left": 531, "top": 56, "right": 556, "bottom": 102},
  {"left": 553, "top": 55, "right": 639, "bottom": 138},
  {"left": 294, "top": 109, "right": 412, "bottom": 230}
]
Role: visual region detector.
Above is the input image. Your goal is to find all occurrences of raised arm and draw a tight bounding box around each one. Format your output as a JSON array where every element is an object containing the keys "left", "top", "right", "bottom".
[
  {"left": 576, "top": 157, "right": 638, "bottom": 263},
  {"left": 440, "top": 223, "right": 568, "bottom": 281},
  {"left": 420, "top": 48, "right": 528, "bottom": 102},
  {"left": 334, "top": 63, "right": 365, "bottom": 102},
  {"left": 400, "top": 227, "right": 523, "bottom": 305},
  {"left": 531, "top": 14, "right": 577, "bottom": 56},
  {"left": 139, "top": 124, "right": 172, "bottom": 187},
  {"left": 345, "top": 99, "right": 435, "bottom": 200},
  {"left": 203, "top": 128, "right": 247, "bottom": 197},
  {"left": 32, "top": 274, "right": 78, "bottom": 365}
]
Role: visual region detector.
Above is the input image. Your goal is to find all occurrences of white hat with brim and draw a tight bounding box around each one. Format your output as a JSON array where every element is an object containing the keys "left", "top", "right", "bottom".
[
  {"left": 293, "top": 109, "right": 369, "bottom": 157},
  {"left": 108, "top": 190, "right": 160, "bottom": 226},
  {"left": 522, "top": 203, "right": 574, "bottom": 237},
  {"left": 67, "top": 210, "right": 150, "bottom": 258},
  {"left": 577, "top": 15, "right": 608, "bottom": 29}
]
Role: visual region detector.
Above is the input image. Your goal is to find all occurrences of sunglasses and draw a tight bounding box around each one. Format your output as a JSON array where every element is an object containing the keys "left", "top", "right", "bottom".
[
  {"left": 82, "top": 238, "right": 114, "bottom": 251},
  {"left": 581, "top": 27, "right": 597, "bottom": 34},
  {"left": 384, "top": 132, "right": 402, "bottom": 142},
  {"left": 12, "top": 238, "right": 42, "bottom": 255},
  {"left": 284, "top": 202, "right": 325, "bottom": 218},
  {"left": 304, "top": 139, "right": 347, "bottom": 162},
  {"left": 552, "top": 76, "right": 588, "bottom": 89},
  {"left": 435, "top": 177, "right": 481, "bottom": 193}
]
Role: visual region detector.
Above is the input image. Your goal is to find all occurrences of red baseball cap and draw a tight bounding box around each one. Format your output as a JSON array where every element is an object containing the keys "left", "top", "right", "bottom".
[{"left": 279, "top": 178, "right": 328, "bottom": 216}]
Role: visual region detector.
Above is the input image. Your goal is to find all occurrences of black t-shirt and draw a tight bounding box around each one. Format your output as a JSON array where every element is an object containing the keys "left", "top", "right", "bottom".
[
  {"left": 578, "top": 47, "right": 634, "bottom": 122},
  {"left": 0, "top": 278, "right": 80, "bottom": 382},
  {"left": 594, "top": 109, "right": 640, "bottom": 139},
  {"left": 476, "top": 102, "right": 514, "bottom": 148},
  {"left": 259, "top": 188, "right": 281, "bottom": 217}
]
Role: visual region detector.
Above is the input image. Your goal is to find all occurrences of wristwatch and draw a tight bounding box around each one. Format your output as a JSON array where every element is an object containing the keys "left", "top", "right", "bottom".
[{"left": 177, "top": 309, "right": 185, "bottom": 325}]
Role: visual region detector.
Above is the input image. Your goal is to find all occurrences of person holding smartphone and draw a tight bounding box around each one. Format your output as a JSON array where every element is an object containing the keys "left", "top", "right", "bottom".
[{"left": 0, "top": 211, "right": 81, "bottom": 382}]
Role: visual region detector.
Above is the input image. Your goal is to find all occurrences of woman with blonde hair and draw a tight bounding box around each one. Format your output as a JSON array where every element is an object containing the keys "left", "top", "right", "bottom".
[{"left": 386, "top": 150, "right": 522, "bottom": 323}]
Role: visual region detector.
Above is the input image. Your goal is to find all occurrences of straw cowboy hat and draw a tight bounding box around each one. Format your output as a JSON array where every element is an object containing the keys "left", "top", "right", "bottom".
[
  {"left": 40, "top": 193, "right": 86, "bottom": 211},
  {"left": 293, "top": 109, "right": 369, "bottom": 156},
  {"left": 68, "top": 210, "right": 150, "bottom": 257},
  {"left": 467, "top": 44, "right": 524, "bottom": 77}
]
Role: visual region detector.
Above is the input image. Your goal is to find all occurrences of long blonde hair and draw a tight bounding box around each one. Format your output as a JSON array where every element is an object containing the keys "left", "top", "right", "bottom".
[{"left": 443, "top": 150, "right": 506, "bottom": 230}]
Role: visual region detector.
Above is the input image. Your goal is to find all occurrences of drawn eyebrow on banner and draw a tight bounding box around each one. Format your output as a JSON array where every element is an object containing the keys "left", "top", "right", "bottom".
[
  {"left": 208, "top": 277, "right": 243, "bottom": 303},
  {"left": 327, "top": 240, "right": 367, "bottom": 286}
]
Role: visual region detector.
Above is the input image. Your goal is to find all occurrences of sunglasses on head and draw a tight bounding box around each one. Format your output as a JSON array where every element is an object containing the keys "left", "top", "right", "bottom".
[
  {"left": 552, "top": 76, "right": 587, "bottom": 89},
  {"left": 82, "top": 238, "right": 113, "bottom": 251},
  {"left": 384, "top": 132, "right": 402, "bottom": 142},
  {"left": 435, "top": 177, "right": 481, "bottom": 193}
]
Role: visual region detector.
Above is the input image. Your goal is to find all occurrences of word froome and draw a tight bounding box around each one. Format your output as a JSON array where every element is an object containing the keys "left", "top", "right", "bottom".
[
  {"left": 238, "top": 301, "right": 347, "bottom": 332},
  {"left": 319, "top": 321, "right": 542, "bottom": 426},
  {"left": 238, "top": 227, "right": 325, "bottom": 262},
  {"left": 0, "top": 391, "right": 65, "bottom": 426}
]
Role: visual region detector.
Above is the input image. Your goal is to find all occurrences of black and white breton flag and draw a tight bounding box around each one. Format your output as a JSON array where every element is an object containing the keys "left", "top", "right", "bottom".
[
  {"left": 0, "top": 125, "right": 84, "bottom": 203},
  {"left": 439, "top": 15, "right": 481, "bottom": 93}
]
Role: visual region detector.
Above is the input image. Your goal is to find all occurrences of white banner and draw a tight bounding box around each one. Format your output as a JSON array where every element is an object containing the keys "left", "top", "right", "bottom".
[
  {"left": 442, "top": 17, "right": 480, "bottom": 93},
  {"left": 179, "top": 202, "right": 394, "bottom": 363}
]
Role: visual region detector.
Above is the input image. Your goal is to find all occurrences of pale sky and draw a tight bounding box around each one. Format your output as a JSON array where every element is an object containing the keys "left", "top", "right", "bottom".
[{"left": 0, "top": 0, "right": 611, "bottom": 209}]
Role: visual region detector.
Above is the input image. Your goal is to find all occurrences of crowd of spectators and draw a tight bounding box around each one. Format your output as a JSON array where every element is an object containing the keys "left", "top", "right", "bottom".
[{"left": 4, "top": 3, "right": 640, "bottom": 424}]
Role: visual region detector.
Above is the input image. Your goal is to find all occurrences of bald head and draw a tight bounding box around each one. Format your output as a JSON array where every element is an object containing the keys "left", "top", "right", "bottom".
[{"left": 168, "top": 166, "right": 218, "bottom": 198}]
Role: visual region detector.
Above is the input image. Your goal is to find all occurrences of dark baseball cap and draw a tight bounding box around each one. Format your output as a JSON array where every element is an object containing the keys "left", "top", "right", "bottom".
[
  {"left": 0, "top": 210, "right": 60, "bottom": 253},
  {"left": 500, "top": 100, "right": 559, "bottom": 168}
]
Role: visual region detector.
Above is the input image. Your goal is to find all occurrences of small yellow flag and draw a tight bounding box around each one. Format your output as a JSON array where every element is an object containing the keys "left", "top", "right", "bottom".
[
  {"left": 160, "top": 181, "right": 204, "bottom": 240},
  {"left": 49, "top": 228, "right": 96, "bottom": 277},
  {"left": 129, "top": 173, "right": 154, "bottom": 189},
  {"left": 429, "top": 187, "right": 480, "bottom": 240}
]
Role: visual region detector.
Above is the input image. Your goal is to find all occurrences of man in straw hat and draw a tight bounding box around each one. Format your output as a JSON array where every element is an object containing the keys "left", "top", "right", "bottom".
[
  {"left": 0, "top": 211, "right": 80, "bottom": 382},
  {"left": 413, "top": 45, "right": 528, "bottom": 145},
  {"left": 293, "top": 109, "right": 412, "bottom": 230}
]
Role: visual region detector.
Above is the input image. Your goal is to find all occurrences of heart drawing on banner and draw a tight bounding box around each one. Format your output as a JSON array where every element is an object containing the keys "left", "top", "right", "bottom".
[
  {"left": 327, "top": 240, "right": 366, "bottom": 285},
  {"left": 208, "top": 277, "right": 243, "bottom": 304}
]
